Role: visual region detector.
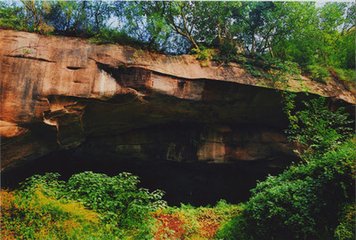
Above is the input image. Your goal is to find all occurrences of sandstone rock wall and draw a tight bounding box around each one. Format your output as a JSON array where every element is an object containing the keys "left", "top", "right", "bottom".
[{"left": 1, "top": 30, "right": 354, "bottom": 169}]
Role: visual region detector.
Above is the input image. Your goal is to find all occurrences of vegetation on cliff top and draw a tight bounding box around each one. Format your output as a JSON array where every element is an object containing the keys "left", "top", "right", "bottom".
[{"left": 0, "top": 1, "right": 355, "bottom": 83}]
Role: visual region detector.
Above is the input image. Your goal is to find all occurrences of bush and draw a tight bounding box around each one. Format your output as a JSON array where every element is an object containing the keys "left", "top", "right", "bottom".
[
  {"left": 0, "top": 3, "right": 26, "bottom": 31},
  {"left": 287, "top": 97, "right": 353, "bottom": 159},
  {"left": 153, "top": 200, "right": 241, "bottom": 239},
  {"left": 332, "top": 68, "right": 356, "bottom": 83},
  {"left": 217, "top": 97, "right": 355, "bottom": 240},
  {"left": 307, "top": 64, "right": 331, "bottom": 83},
  {"left": 191, "top": 47, "right": 216, "bottom": 67},
  {"left": 216, "top": 139, "right": 356, "bottom": 240},
  {"left": 334, "top": 204, "right": 356, "bottom": 240},
  {"left": 0, "top": 188, "right": 115, "bottom": 240},
  {"left": 240, "top": 55, "right": 301, "bottom": 86},
  {"left": 90, "top": 28, "right": 145, "bottom": 47},
  {"left": 1, "top": 171, "right": 243, "bottom": 239},
  {"left": 63, "top": 172, "right": 166, "bottom": 229},
  {"left": 3, "top": 171, "right": 167, "bottom": 239},
  {"left": 213, "top": 41, "right": 238, "bottom": 63},
  {"left": 261, "top": 56, "right": 301, "bottom": 76}
]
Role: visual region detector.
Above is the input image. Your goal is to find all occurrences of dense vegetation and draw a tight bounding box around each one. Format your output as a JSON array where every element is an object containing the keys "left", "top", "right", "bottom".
[
  {"left": 1, "top": 1, "right": 355, "bottom": 82},
  {"left": 0, "top": 172, "right": 240, "bottom": 239},
  {"left": 217, "top": 139, "right": 355, "bottom": 240},
  {"left": 214, "top": 97, "right": 355, "bottom": 240}
]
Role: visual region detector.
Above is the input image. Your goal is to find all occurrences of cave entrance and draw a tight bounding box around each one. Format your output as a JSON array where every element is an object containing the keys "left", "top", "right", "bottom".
[{"left": 1, "top": 150, "right": 290, "bottom": 206}]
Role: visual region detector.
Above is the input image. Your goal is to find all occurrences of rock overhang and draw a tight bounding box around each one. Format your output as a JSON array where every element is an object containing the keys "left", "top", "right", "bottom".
[{"left": 1, "top": 29, "right": 354, "bottom": 169}]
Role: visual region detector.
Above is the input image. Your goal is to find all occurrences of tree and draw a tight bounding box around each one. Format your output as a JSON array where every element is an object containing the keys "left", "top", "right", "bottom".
[
  {"left": 0, "top": 2, "right": 26, "bottom": 30},
  {"left": 122, "top": 1, "right": 170, "bottom": 49},
  {"left": 44, "top": 0, "right": 111, "bottom": 36},
  {"left": 20, "top": 0, "right": 54, "bottom": 33}
]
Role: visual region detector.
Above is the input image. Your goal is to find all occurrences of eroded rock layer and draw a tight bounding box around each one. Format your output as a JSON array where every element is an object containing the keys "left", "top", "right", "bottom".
[{"left": 1, "top": 30, "right": 354, "bottom": 169}]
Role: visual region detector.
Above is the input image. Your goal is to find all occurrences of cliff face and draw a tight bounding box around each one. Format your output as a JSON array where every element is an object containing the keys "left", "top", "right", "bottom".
[{"left": 1, "top": 30, "right": 355, "bottom": 169}]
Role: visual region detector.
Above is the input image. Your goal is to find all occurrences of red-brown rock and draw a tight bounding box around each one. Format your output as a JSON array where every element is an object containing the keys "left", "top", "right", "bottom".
[{"left": 1, "top": 30, "right": 354, "bottom": 169}]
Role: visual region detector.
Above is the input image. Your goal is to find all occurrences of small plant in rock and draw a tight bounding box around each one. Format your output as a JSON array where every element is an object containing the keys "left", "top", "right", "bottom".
[{"left": 22, "top": 48, "right": 32, "bottom": 55}]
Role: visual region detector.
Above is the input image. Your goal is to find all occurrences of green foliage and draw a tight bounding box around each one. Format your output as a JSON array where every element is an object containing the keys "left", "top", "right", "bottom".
[
  {"left": 307, "top": 65, "right": 331, "bottom": 83},
  {"left": 18, "top": 172, "right": 65, "bottom": 198},
  {"left": 10, "top": 171, "right": 166, "bottom": 239},
  {"left": 332, "top": 68, "right": 356, "bottom": 83},
  {"left": 217, "top": 94, "right": 356, "bottom": 240},
  {"left": 213, "top": 41, "right": 239, "bottom": 64},
  {"left": 64, "top": 172, "right": 166, "bottom": 227},
  {"left": 242, "top": 56, "right": 302, "bottom": 87},
  {"left": 217, "top": 97, "right": 355, "bottom": 240},
  {"left": 334, "top": 204, "right": 356, "bottom": 240},
  {"left": 215, "top": 213, "right": 244, "bottom": 240},
  {"left": 1, "top": 172, "right": 242, "bottom": 239},
  {"left": 192, "top": 47, "right": 215, "bottom": 61},
  {"left": 0, "top": 2, "right": 26, "bottom": 30},
  {"left": 154, "top": 200, "right": 241, "bottom": 239},
  {"left": 287, "top": 98, "right": 353, "bottom": 159},
  {"left": 262, "top": 56, "right": 301, "bottom": 76},
  {"left": 243, "top": 64, "right": 264, "bottom": 78},
  {"left": 123, "top": 1, "right": 170, "bottom": 50},
  {"left": 89, "top": 28, "right": 144, "bottom": 47},
  {"left": 1, "top": 188, "right": 116, "bottom": 240},
  {"left": 217, "top": 140, "right": 356, "bottom": 240},
  {"left": 192, "top": 47, "right": 217, "bottom": 67}
]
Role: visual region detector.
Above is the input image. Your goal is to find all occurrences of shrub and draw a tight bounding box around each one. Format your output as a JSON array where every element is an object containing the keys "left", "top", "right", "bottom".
[
  {"left": 64, "top": 172, "right": 166, "bottom": 229},
  {"left": 2, "top": 172, "right": 242, "bottom": 240},
  {"left": 307, "top": 64, "right": 331, "bottom": 83},
  {"left": 37, "top": 22, "right": 54, "bottom": 34},
  {"left": 332, "top": 68, "right": 356, "bottom": 83},
  {"left": 287, "top": 97, "right": 353, "bottom": 159},
  {"left": 216, "top": 139, "right": 356, "bottom": 240},
  {"left": 0, "top": 188, "right": 114, "bottom": 240},
  {"left": 334, "top": 204, "right": 356, "bottom": 240},
  {"left": 0, "top": 3, "right": 26, "bottom": 31},
  {"left": 6, "top": 171, "right": 167, "bottom": 239},
  {"left": 192, "top": 47, "right": 216, "bottom": 67},
  {"left": 243, "top": 63, "right": 264, "bottom": 78},
  {"left": 90, "top": 28, "right": 145, "bottom": 47},
  {"left": 241, "top": 56, "right": 301, "bottom": 86},
  {"left": 261, "top": 56, "right": 301, "bottom": 76},
  {"left": 153, "top": 200, "right": 241, "bottom": 239},
  {"left": 212, "top": 41, "right": 239, "bottom": 64}
]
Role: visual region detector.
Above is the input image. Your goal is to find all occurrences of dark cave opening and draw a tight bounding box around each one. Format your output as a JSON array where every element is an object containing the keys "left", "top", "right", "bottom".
[{"left": 1, "top": 150, "right": 291, "bottom": 206}]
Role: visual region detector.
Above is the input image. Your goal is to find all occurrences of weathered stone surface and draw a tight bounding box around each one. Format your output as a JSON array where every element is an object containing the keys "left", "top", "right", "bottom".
[{"left": 0, "top": 30, "right": 354, "bottom": 169}]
